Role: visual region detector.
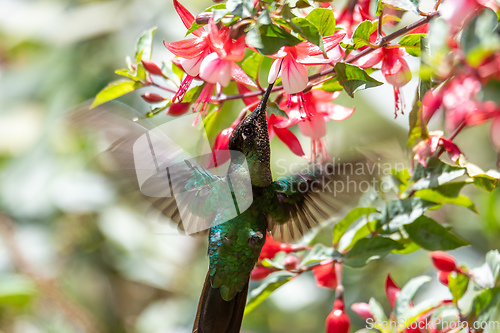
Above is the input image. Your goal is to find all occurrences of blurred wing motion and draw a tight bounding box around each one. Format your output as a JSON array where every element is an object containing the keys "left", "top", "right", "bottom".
[
  {"left": 267, "top": 161, "right": 375, "bottom": 241},
  {"left": 69, "top": 102, "right": 252, "bottom": 235}
]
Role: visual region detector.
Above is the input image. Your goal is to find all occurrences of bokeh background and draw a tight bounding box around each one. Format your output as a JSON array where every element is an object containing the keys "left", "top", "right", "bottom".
[{"left": 0, "top": 0, "right": 499, "bottom": 332}]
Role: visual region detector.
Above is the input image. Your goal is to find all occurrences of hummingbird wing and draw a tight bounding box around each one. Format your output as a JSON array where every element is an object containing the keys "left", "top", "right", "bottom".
[
  {"left": 266, "top": 161, "right": 374, "bottom": 241},
  {"left": 69, "top": 101, "right": 240, "bottom": 235}
]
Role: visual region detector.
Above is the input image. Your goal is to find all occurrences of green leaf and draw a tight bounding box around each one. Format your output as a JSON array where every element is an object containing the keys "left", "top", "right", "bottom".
[
  {"left": 378, "top": 197, "right": 437, "bottom": 231},
  {"left": 333, "top": 207, "right": 379, "bottom": 246},
  {"left": 242, "top": 51, "right": 265, "bottom": 79},
  {"left": 296, "top": 0, "right": 313, "bottom": 9},
  {"left": 267, "top": 102, "right": 289, "bottom": 119},
  {"left": 352, "top": 20, "right": 378, "bottom": 49},
  {"left": 407, "top": 98, "right": 428, "bottom": 148},
  {"left": 244, "top": 271, "right": 294, "bottom": 315},
  {"left": 399, "top": 34, "right": 425, "bottom": 57},
  {"left": 305, "top": 8, "right": 336, "bottom": 36},
  {"left": 182, "top": 84, "right": 202, "bottom": 103},
  {"left": 226, "top": 0, "right": 254, "bottom": 17},
  {"left": 461, "top": 8, "right": 500, "bottom": 67},
  {"left": 300, "top": 244, "right": 344, "bottom": 267},
  {"left": 381, "top": 0, "right": 419, "bottom": 14},
  {"left": 468, "top": 287, "right": 500, "bottom": 324},
  {"left": 315, "top": 78, "right": 344, "bottom": 92},
  {"left": 345, "top": 237, "right": 403, "bottom": 267},
  {"left": 412, "top": 157, "right": 466, "bottom": 190},
  {"left": 448, "top": 272, "right": 470, "bottom": 303},
  {"left": 403, "top": 216, "right": 469, "bottom": 251},
  {"left": 334, "top": 63, "right": 383, "bottom": 98},
  {"left": 472, "top": 174, "right": 498, "bottom": 192},
  {"left": 246, "top": 24, "right": 302, "bottom": 55},
  {"left": 394, "top": 276, "right": 431, "bottom": 317},
  {"left": 257, "top": 8, "right": 272, "bottom": 25},
  {"left": 291, "top": 17, "right": 322, "bottom": 48},
  {"left": 486, "top": 250, "right": 500, "bottom": 285},
  {"left": 135, "top": 27, "right": 157, "bottom": 62},
  {"left": 414, "top": 185, "right": 478, "bottom": 213},
  {"left": 341, "top": 220, "right": 378, "bottom": 251},
  {"left": 91, "top": 80, "right": 143, "bottom": 109},
  {"left": 369, "top": 297, "right": 388, "bottom": 323}
]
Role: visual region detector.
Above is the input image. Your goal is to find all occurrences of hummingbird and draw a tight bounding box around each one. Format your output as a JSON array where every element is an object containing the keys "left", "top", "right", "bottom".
[{"left": 74, "top": 80, "right": 368, "bottom": 333}]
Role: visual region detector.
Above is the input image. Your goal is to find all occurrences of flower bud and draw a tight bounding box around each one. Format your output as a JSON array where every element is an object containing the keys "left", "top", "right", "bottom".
[
  {"left": 326, "top": 299, "right": 350, "bottom": 333},
  {"left": 250, "top": 266, "right": 275, "bottom": 281},
  {"left": 430, "top": 251, "right": 457, "bottom": 272},
  {"left": 167, "top": 103, "right": 191, "bottom": 116},
  {"left": 141, "top": 92, "right": 165, "bottom": 103},
  {"left": 141, "top": 60, "right": 163, "bottom": 76},
  {"left": 313, "top": 261, "right": 337, "bottom": 289},
  {"left": 351, "top": 302, "right": 373, "bottom": 320}
]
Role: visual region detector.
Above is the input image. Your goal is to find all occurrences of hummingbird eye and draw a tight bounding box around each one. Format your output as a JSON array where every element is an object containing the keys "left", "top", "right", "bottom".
[{"left": 242, "top": 126, "right": 254, "bottom": 140}]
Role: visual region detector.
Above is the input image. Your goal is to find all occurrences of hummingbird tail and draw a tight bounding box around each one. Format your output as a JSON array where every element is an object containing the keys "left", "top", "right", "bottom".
[{"left": 193, "top": 272, "right": 249, "bottom": 333}]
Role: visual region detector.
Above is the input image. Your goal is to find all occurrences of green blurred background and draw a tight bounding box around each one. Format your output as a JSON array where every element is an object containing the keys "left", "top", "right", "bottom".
[{"left": 0, "top": 0, "right": 499, "bottom": 332}]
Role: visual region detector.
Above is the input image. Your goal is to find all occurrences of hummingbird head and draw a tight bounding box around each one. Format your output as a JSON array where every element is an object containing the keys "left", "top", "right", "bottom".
[{"left": 228, "top": 83, "right": 274, "bottom": 187}]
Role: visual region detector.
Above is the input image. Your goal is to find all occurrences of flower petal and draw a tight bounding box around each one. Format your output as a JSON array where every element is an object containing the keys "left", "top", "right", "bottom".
[
  {"left": 318, "top": 104, "right": 354, "bottom": 121},
  {"left": 173, "top": 0, "right": 204, "bottom": 37},
  {"left": 163, "top": 38, "right": 208, "bottom": 58},
  {"left": 282, "top": 56, "right": 308, "bottom": 94},
  {"left": 491, "top": 116, "right": 500, "bottom": 150},
  {"left": 231, "top": 63, "right": 257, "bottom": 88},
  {"left": 273, "top": 127, "right": 306, "bottom": 157}
]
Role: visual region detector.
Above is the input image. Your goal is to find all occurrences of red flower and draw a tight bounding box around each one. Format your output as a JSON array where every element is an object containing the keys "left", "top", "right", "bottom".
[
  {"left": 430, "top": 251, "right": 458, "bottom": 272},
  {"left": 259, "top": 236, "right": 296, "bottom": 260},
  {"left": 313, "top": 261, "right": 338, "bottom": 289},
  {"left": 268, "top": 114, "right": 306, "bottom": 158},
  {"left": 385, "top": 274, "right": 400, "bottom": 308},
  {"left": 335, "top": 0, "right": 373, "bottom": 37},
  {"left": 283, "top": 255, "right": 298, "bottom": 271},
  {"left": 439, "top": 0, "right": 482, "bottom": 31},
  {"left": 326, "top": 299, "right": 350, "bottom": 333}
]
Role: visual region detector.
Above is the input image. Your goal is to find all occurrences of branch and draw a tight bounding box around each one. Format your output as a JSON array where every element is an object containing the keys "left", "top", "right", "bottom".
[{"left": 214, "top": 11, "right": 439, "bottom": 103}]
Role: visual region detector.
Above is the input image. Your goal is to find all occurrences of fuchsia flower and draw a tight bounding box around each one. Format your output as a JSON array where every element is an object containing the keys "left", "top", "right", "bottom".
[
  {"left": 335, "top": 0, "right": 373, "bottom": 36},
  {"left": 267, "top": 32, "right": 346, "bottom": 95},
  {"left": 356, "top": 46, "right": 412, "bottom": 117},
  {"left": 164, "top": 0, "right": 255, "bottom": 113},
  {"left": 312, "top": 260, "right": 337, "bottom": 289},
  {"left": 439, "top": 0, "right": 483, "bottom": 31},
  {"left": 413, "top": 131, "right": 463, "bottom": 167},
  {"left": 277, "top": 90, "right": 354, "bottom": 161},
  {"left": 351, "top": 302, "right": 373, "bottom": 320}
]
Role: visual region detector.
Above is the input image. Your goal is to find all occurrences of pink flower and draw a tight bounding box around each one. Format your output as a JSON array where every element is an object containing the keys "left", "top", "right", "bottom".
[
  {"left": 250, "top": 266, "right": 276, "bottom": 281},
  {"left": 351, "top": 302, "right": 373, "bottom": 320},
  {"left": 335, "top": 0, "right": 373, "bottom": 36},
  {"left": 326, "top": 299, "right": 350, "bottom": 333},
  {"left": 413, "top": 132, "right": 463, "bottom": 166},
  {"left": 278, "top": 90, "right": 354, "bottom": 161},
  {"left": 439, "top": 0, "right": 482, "bottom": 31},
  {"left": 164, "top": 2, "right": 255, "bottom": 107},
  {"left": 267, "top": 32, "right": 346, "bottom": 95}
]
